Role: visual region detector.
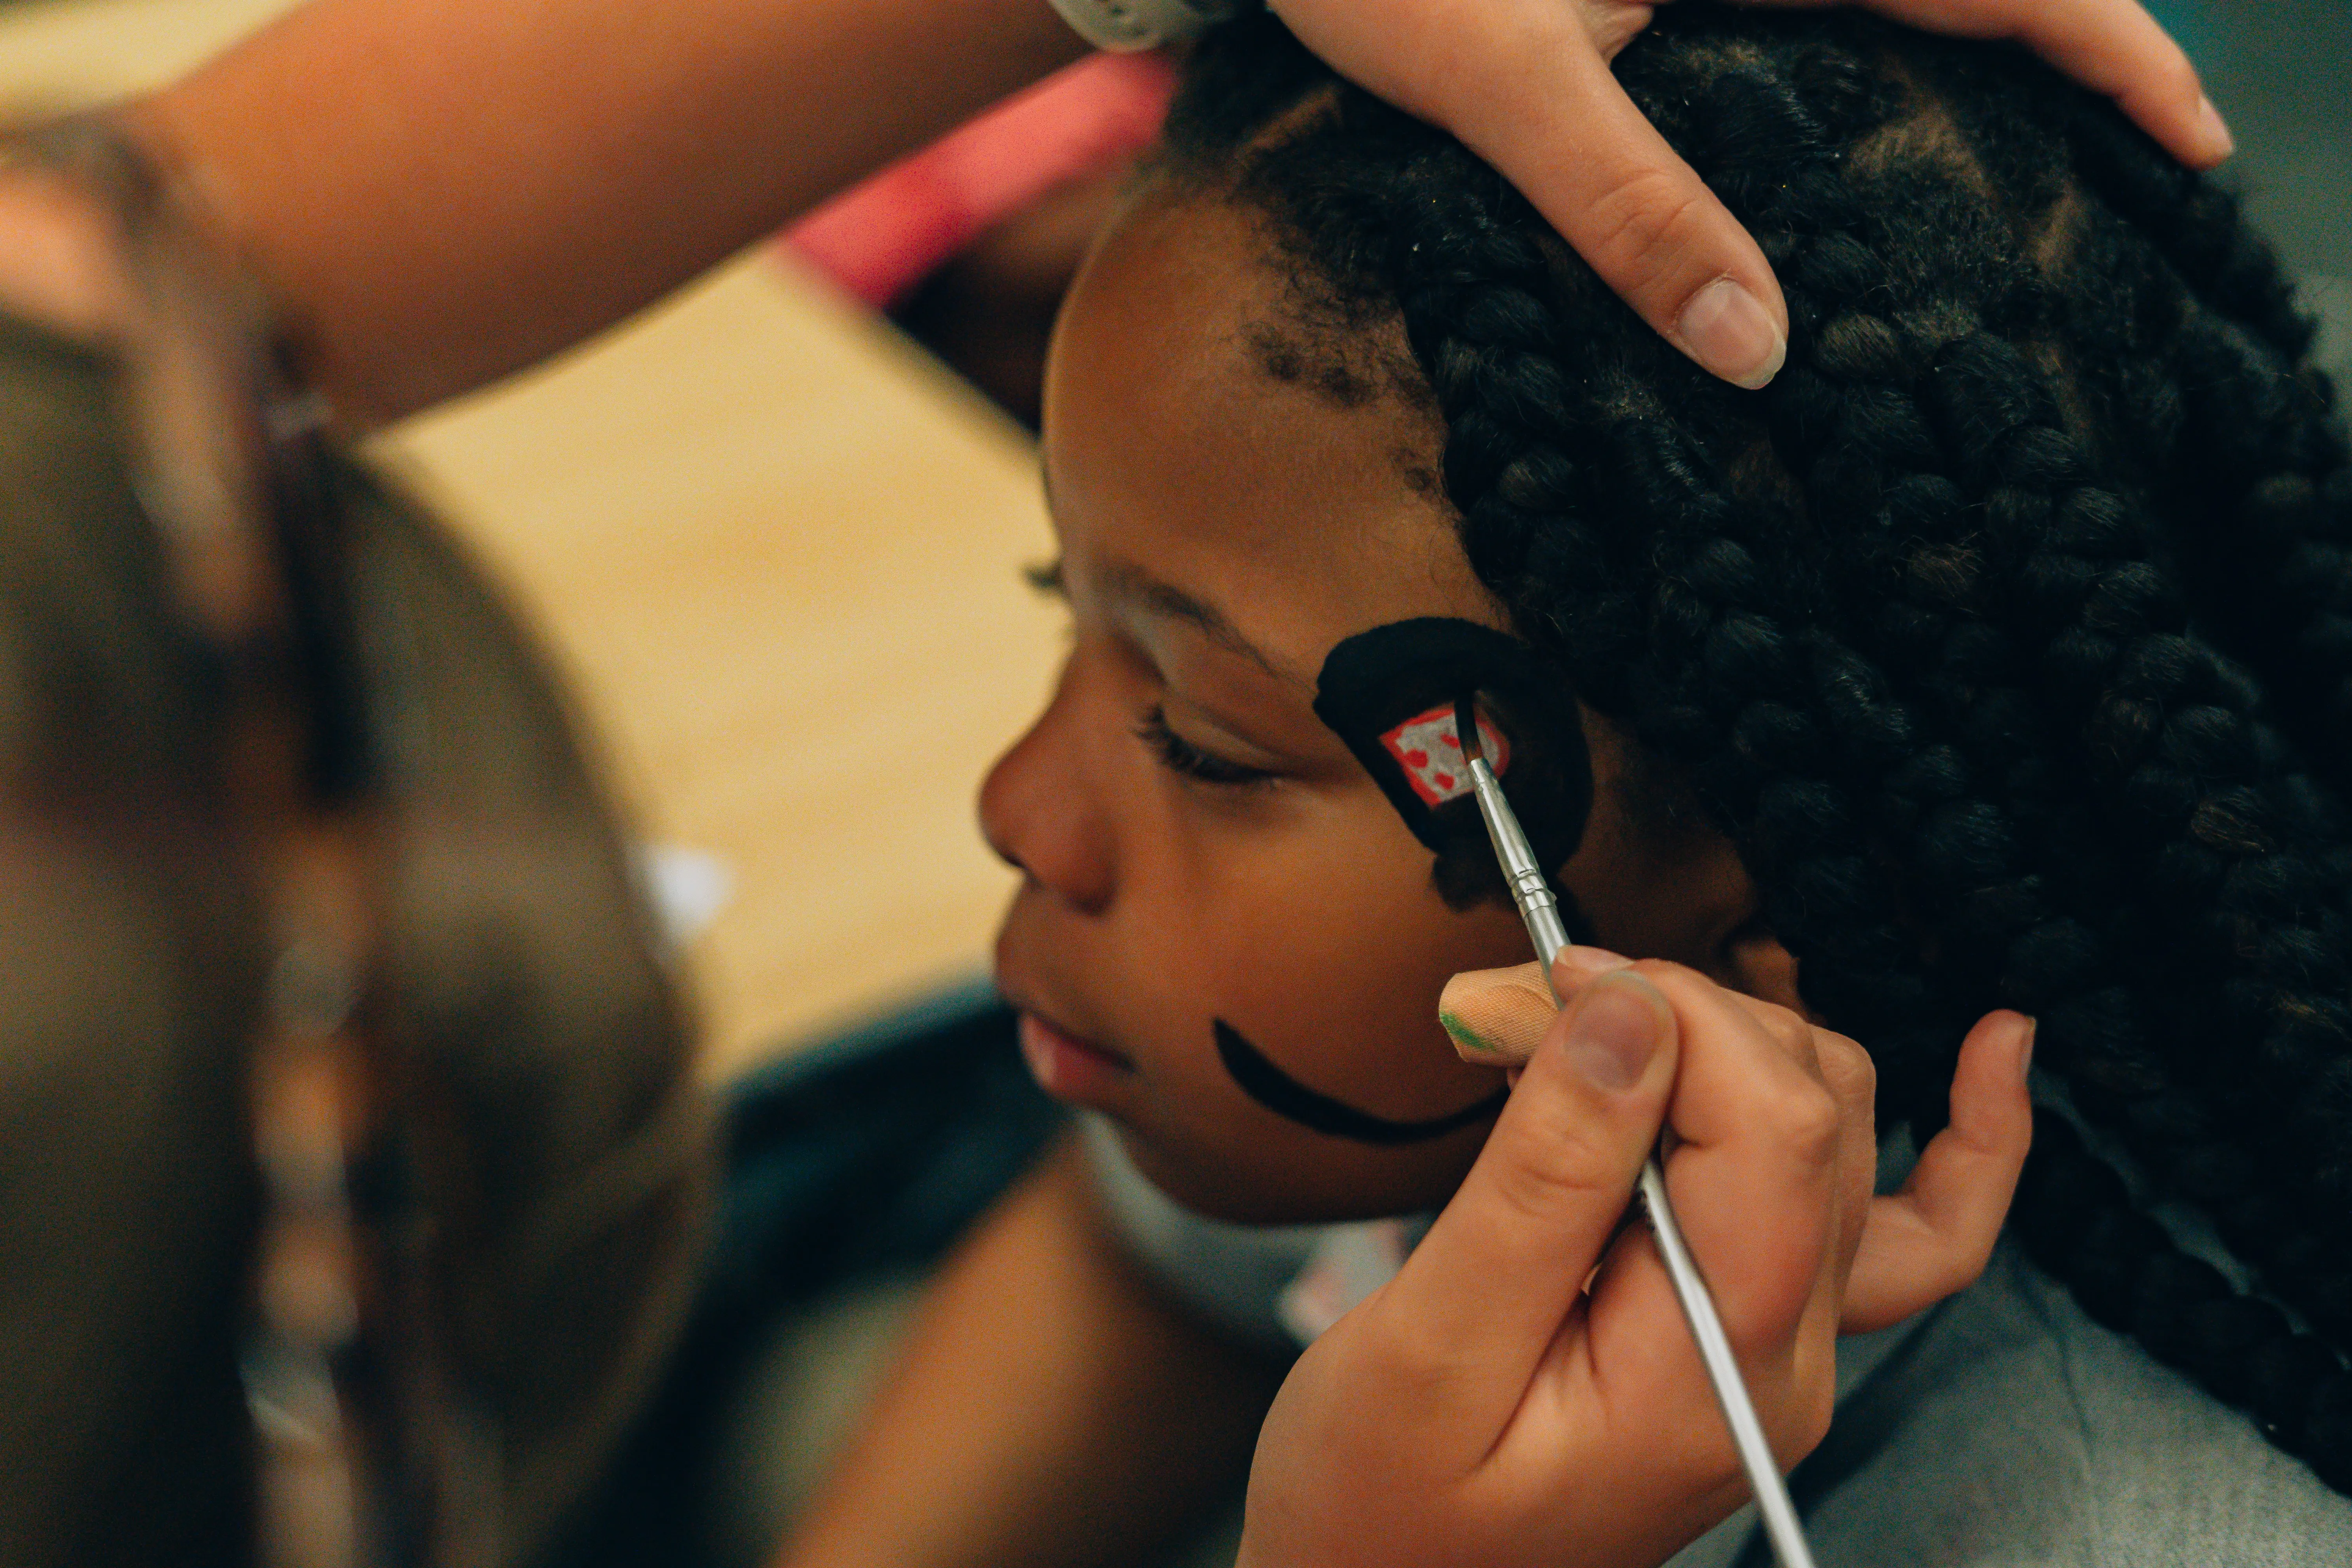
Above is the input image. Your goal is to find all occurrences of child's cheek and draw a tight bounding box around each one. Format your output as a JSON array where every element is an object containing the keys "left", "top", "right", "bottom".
[{"left": 1172, "top": 799, "right": 1530, "bottom": 1126}]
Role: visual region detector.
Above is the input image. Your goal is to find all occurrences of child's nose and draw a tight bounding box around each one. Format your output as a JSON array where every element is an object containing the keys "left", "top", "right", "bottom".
[{"left": 977, "top": 675, "right": 1116, "bottom": 915}]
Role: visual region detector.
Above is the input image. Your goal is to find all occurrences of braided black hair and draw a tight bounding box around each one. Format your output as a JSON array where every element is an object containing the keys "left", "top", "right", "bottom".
[{"left": 1161, "top": 3, "right": 2352, "bottom": 1491}]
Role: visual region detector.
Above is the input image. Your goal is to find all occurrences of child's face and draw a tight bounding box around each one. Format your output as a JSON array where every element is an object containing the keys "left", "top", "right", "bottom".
[{"left": 985, "top": 187, "right": 1760, "bottom": 1225}]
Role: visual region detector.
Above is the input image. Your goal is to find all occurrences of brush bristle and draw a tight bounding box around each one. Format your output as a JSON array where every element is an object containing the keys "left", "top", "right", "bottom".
[{"left": 1454, "top": 693, "right": 1486, "bottom": 767}]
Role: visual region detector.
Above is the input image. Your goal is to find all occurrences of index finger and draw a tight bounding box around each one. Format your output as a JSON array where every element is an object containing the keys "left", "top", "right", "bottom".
[{"left": 1444, "top": 33, "right": 1790, "bottom": 389}]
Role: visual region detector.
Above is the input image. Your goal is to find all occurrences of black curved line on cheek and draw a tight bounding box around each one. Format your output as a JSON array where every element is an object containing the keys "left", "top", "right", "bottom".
[{"left": 1214, "top": 1020, "right": 1506, "bottom": 1147}]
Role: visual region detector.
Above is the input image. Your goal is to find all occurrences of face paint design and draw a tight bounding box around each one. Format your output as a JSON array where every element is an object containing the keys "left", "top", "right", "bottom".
[
  {"left": 1215, "top": 1020, "right": 1507, "bottom": 1145},
  {"left": 1379, "top": 703, "right": 1509, "bottom": 807},
  {"left": 1202, "top": 622, "right": 1590, "bottom": 1148},
  {"left": 1314, "top": 618, "right": 1594, "bottom": 910}
]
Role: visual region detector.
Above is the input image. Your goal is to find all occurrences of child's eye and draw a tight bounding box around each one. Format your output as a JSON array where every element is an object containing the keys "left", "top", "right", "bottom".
[{"left": 1136, "top": 706, "right": 1278, "bottom": 789}]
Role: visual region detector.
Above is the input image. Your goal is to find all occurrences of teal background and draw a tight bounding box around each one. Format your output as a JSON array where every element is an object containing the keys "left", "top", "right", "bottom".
[{"left": 2142, "top": 0, "right": 2350, "bottom": 281}]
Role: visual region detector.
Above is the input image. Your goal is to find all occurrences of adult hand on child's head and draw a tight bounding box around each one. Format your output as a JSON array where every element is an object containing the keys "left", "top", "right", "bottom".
[
  {"left": 1235, "top": 949, "right": 2033, "bottom": 1568},
  {"left": 1265, "top": 0, "right": 2227, "bottom": 391}
]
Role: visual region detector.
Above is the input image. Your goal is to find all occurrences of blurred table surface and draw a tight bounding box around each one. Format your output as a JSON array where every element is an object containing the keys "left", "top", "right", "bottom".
[{"left": 0, "top": 0, "right": 1064, "bottom": 1082}]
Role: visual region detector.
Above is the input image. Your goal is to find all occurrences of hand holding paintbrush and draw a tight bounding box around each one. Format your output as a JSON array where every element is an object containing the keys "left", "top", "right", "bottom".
[{"left": 1237, "top": 938, "right": 2034, "bottom": 1568}]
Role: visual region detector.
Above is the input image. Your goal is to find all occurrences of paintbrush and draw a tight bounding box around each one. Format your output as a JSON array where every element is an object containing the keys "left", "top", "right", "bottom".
[{"left": 1453, "top": 694, "right": 1820, "bottom": 1568}]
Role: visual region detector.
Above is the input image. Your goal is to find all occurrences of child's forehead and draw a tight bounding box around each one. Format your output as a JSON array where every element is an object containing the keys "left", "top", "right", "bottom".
[
  {"left": 1053, "top": 183, "right": 1436, "bottom": 459},
  {"left": 1044, "top": 187, "right": 1498, "bottom": 664}
]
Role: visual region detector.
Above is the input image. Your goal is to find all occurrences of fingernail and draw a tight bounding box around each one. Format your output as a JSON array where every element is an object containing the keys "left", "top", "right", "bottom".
[
  {"left": 2018, "top": 1015, "right": 2038, "bottom": 1082},
  {"left": 1553, "top": 945, "right": 1634, "bottom": 986},
  {"left": 1676, "top": 277, "right": 1786, "bottom": 390},
  {"left": 1563, "top": 978, "right": 1661, "bottom": 1093},
  {"left": 2196, "top": 95, "right": 2235, "bottom": 161}
]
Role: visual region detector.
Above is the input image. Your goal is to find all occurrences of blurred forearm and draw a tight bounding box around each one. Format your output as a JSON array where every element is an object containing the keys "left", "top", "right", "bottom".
[
  {"left": 120, "top": 0, "right": 1085, "bottom": 425},
  {"left": 779, "top": 1132, "right": 1283, "bottom": 1568}
]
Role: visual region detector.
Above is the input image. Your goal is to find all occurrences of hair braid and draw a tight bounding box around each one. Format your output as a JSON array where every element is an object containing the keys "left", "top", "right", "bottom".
[
  {"left": 1635, "top": 39, "right": 2205, "bottom": 1145},
  {"left": 1612, "top": 35, "right": 2352, "bottom": 1363},
  {"left": 2036, "top": 88, "right": 2352, "bottom": 787},
  {"left": 1716, "top": 12, "right": 2352, "bottom": 1406},
  {"left": 1370, "top": 76, "right": 1975, "bottom": 1122},
  {"left": 1168, "top": 2, "right": 2352, "bottom": 1493}
]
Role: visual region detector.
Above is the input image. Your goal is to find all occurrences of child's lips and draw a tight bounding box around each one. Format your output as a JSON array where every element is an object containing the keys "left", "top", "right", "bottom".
[{"left": 1016, "top": 1009, "right": 1136, "bottom": 1106}]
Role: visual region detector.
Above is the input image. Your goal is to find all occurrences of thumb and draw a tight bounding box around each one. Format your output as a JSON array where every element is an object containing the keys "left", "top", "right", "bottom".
[{"left": 1372, "top": 971, "right": 1679, "bottom": 1441}]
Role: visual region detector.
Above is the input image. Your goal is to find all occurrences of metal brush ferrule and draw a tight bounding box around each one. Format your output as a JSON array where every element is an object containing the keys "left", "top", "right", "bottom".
[{"left": 1465, "top": 755, "right": 1571, "bottom": 977}]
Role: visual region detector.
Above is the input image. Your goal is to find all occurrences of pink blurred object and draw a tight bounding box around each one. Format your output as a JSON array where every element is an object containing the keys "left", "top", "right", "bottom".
[{"left": 782, "top": 51, "right": 1178, "bottom": 310}]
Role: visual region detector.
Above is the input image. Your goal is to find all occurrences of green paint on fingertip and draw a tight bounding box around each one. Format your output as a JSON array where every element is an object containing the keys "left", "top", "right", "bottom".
[{"left": 1439, "top": 1011, "right": 1493, "bottom": 1054}]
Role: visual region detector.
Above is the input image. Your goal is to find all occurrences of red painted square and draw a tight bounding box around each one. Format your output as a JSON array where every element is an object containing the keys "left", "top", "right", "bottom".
[{"left": 1378, "top": 704, "right": 1509, "bottom": 807}]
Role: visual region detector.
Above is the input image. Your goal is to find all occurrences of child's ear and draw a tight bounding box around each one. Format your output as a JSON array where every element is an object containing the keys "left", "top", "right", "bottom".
[{"left": 1723, "top": 922, "right": 1816, "bottom": 1021}]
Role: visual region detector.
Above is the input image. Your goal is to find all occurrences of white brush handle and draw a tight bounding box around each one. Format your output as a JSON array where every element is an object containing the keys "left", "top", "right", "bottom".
[{"left": 1641, "top": 1160, "right": 1819, "bottom": 1568}]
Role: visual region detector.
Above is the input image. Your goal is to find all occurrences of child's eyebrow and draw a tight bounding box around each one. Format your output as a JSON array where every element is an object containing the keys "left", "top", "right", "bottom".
[
  {"left": 1096, "top": 559, "right": 1299, "bottom": 683},
  {"left": 1036, "top": 463, "right": 1302, "bottom": 684}
]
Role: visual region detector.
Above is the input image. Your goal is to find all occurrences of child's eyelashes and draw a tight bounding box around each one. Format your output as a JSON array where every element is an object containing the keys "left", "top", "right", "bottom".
[
  {"left": 1136, "top": 706, "right": 1279, "bottom": 789},
  {"left": 1027, "top": 559, "right": 1276, "bottom": 789}
]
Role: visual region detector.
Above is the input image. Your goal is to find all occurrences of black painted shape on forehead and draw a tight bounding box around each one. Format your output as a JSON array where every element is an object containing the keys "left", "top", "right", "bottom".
[
  {"left": 1215, "top": 1020, "right": 1505, "bottom": 1145},
  {"left": 1314, "top": 617, "right": 1593, "bottom": 911}
]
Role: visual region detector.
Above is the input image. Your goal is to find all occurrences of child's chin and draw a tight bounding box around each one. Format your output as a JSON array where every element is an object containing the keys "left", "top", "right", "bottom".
[{"left": 1107, "top": 1116, "right": 1465, "bottom": 1229}]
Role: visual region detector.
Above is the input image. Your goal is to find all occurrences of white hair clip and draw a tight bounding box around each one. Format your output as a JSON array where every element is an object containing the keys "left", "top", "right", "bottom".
[{"left": 1046, "top": 0, "right": 1246, "bottom": 52}]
